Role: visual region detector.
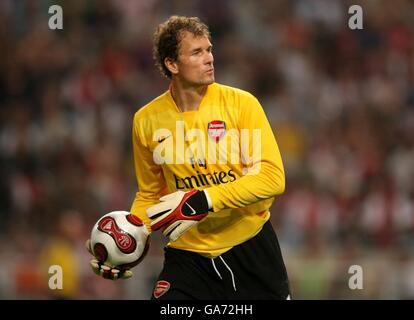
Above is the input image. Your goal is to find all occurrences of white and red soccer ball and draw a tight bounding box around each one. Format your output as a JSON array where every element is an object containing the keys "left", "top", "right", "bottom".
[{"left": 90, "top": 211, "right": 150, "bottom": 270}]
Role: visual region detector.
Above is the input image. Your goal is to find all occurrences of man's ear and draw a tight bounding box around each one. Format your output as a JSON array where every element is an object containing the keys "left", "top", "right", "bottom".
[{"left": 165, "top": 58, "right": 178, "bottom": 76}]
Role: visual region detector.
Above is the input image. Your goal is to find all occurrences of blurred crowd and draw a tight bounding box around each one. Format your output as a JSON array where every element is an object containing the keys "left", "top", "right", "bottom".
[{"left": 1, "top": 0, "right": 414, "bottom": 299}]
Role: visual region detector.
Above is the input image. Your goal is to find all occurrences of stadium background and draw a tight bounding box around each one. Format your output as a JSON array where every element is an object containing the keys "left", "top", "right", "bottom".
[{"left": 1, "top": 0, "right": 414, "bottom": 299}]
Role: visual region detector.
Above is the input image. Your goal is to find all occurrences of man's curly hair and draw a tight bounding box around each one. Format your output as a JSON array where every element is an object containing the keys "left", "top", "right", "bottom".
[{"left": 153, "top": 16, "right": 211, "bottom": 79}]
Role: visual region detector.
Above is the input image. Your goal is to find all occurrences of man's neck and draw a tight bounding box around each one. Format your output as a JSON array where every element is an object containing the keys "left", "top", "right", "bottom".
[{"left": 170, "top": 81, "right": 208, "bottom": 112}]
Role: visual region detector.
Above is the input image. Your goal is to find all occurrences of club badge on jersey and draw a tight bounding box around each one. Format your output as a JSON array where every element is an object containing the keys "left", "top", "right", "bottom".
[
  {"left": 153, "top": 280, "right": 171, "bottom": 299},
  {"left": 208, "top": 120, "right": 226, "bottom": 142}
]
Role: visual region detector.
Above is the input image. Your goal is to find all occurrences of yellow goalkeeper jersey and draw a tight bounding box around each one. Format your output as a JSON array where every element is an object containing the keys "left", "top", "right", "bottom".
[{"left": 130, "top": 82, "right": 285, "bottom": 258}]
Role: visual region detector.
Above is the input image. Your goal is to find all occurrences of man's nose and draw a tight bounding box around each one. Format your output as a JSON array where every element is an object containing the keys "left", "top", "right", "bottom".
[{"left": 205, "top": 52, "right": 214, "bottom": 65}]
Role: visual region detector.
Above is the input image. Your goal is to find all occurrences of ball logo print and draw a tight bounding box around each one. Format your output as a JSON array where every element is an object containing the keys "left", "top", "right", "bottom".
[
  {"left": 97, "top": 216, "right": 136, "bottom": 254},
  {"left": 119, "top": 234, "right": 132, "bottom": 249},
  {"left": 91, "top": 211, "right": 150, "bottom": 269},
  {"left": 101, "top": 219, "right": 113, "bottom": 231}
]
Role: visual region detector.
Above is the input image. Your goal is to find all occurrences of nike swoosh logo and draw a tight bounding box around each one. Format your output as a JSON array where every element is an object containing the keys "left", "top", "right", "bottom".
[
  {"left": 157, "top": 135, "right": 172, "bottom": 143},
  {"left": 185, "top": 202, "right": 197, "bottom": 216}
]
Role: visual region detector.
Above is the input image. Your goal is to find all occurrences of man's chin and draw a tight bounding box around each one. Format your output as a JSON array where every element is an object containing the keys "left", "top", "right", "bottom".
[
  {"left": 202, "top": 77, "right": 215, "bottom": 85},
  {"left": 189, "top": 77, "right": 214, "bottom": 87}
]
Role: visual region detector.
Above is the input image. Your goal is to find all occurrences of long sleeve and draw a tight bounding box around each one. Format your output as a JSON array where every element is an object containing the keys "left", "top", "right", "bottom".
[
  {"left": 206, "top": 95, "right": 285, "bottom": 212},
  {"left": 130, "top": 112, "right": 168, "bottom": 232}
]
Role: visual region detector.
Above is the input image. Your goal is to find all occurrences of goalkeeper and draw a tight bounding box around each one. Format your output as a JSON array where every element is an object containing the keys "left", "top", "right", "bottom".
[{"left": 89, "top": 15, "right": 291, "bottom": 300}]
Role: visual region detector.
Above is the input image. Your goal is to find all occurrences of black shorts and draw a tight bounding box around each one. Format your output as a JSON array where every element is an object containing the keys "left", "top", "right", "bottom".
[{"left": 151, "top": 221, "right": 291, "bottom": 300}]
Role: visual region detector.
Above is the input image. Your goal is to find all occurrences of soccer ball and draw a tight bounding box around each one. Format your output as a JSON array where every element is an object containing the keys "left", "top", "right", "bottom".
[{"left": 90, "top": 211, "right": 150, "bottom": 270}]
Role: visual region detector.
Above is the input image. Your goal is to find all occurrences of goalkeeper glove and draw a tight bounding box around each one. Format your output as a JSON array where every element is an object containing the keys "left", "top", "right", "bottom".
[
  {"left": 85, "top": 239, "right": 133, "bottom": 280},
  {"left": 147, "top": 189, "right": 210, "bottom": 241}
]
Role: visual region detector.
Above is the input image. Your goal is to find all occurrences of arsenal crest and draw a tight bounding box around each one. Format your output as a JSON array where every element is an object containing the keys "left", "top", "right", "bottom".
[
  {"left": 208, "top": 120, "right": 226, "bottom": 142},
  {"left": 153, "top": 280, "right": 171, "bottom": 299}
]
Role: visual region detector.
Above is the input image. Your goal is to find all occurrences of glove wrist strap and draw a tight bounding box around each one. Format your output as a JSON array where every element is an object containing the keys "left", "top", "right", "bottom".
[{"left": 184, "top": 190, "right": 209, "bottom": 215}]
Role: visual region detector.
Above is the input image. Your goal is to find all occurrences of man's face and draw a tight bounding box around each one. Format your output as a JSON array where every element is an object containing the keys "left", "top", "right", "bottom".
[{"left": 174, "top": 31, "right": 214, "bottom": 86}]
